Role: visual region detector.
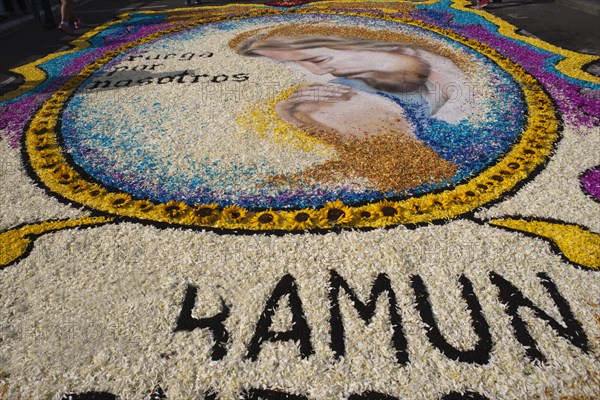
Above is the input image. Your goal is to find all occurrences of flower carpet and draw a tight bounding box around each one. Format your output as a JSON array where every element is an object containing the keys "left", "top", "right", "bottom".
[{"left": 0, "top": 0, "right": 599, "bottom": 398}]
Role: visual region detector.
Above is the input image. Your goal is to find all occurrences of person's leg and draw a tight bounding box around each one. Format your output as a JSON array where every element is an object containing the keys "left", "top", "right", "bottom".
[
  {"left": 71, "top": 3, "right": 85, "bottom": 28},
  {"left": 59, "top": 0, "right": 77, "bottom": 34},
  {"left": 60, "top": 0, "right": 69, "bottom": 22},
  {"left": 60, "top": 0, "right": 69, "bottom": 21}
]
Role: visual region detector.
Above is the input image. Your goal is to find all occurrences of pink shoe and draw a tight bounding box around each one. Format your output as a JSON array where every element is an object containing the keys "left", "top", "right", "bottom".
[
  {"left": 475, "top": 0, "right": 489, "bottom": 8},
  {"left": 73, "top": 18, "right": 85, "bottom": 29},
  {"left": 58, "top": 21, "right": 77, "bottom": 35}
]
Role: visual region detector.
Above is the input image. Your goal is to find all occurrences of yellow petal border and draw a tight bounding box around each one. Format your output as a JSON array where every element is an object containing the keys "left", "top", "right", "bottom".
[{"left": 22, "top": 6, "right": 561, "bottom": 232}]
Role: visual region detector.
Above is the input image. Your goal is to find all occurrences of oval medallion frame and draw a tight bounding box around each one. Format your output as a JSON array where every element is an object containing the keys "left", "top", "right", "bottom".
[{"left": 24, "top": 10, "right": 560, "bottom": 232}]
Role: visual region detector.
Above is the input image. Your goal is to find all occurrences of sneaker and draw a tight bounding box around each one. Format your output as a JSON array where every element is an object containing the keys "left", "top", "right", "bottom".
[
  {"left": 475, "top": 0, "right": 489, "bottom": 7},
  {"left": 194, "top": 0, "right": 202, "bottom": 3},
  {"left": 73, "top": 18, "right": 85, "bottom": 29},
  {"left": 58, "top": 21, "right": 77, "bottom": 35}
]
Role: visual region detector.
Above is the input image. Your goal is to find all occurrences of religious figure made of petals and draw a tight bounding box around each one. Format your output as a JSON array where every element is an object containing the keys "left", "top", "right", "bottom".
[{"left": 235, "top": 28, "right": 475, "bottom": 192}]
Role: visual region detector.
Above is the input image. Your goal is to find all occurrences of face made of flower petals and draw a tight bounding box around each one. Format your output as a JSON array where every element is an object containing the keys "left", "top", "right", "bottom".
[{"left": 254, "top": 46, "right": 431, "bottom": 93}]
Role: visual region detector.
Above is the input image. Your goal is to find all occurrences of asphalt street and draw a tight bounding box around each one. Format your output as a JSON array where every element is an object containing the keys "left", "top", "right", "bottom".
[{"left": 0, "top": 0, "right": 599, "bottom": 94}]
